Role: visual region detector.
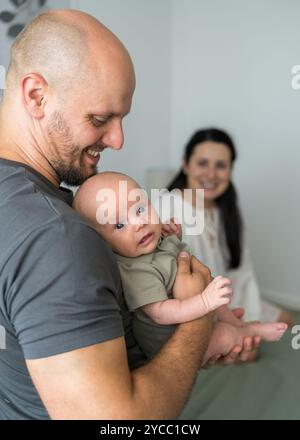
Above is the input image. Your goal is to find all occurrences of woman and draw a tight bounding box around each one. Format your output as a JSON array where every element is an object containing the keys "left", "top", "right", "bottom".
[
  {"left": 166, "top": 128, "right": 293, "bottom": 324},
  {"left": 161, "top": 128, "right": 300, "bottom": 420}
]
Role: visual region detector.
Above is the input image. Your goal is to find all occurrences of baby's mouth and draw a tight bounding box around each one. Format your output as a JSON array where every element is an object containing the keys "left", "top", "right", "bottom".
[{"left": 139, "top": 232, "right": 154, "bottom": 245}]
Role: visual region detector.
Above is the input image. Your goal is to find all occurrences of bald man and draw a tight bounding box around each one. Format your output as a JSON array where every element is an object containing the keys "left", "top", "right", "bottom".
[{"left": 0, "top": 9, "right": 256, "bottom": 420}]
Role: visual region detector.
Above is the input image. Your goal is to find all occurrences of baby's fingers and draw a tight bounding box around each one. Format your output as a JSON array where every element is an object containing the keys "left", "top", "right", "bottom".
[
  {"left": 169, "top": 222, "right": 179, "bottom": 234},
  {"left": 161, "top": 224, "right": 172, "bottom": 236},
  {"left": 214, "top": 276, "right": 232, "bottom": 289},
  {"left": 215, "top": 294, "right": 231, "bottom": 306},
  {"left": 219, "top": 286, "right": 233, "bottom": 296},
  {"left": 162, "top": 218, "right": 182, "bottom": 238}
]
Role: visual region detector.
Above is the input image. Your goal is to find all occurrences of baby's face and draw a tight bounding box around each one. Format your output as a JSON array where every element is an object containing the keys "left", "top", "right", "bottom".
[{"left": 96, "top": 181, "right": 162, "bottom": 257}]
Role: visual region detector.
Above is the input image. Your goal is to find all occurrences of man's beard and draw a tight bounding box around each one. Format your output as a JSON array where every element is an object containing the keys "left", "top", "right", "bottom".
[
  {"left": 47, "top": 111, "right": 97, "bottom": 186},
  {"left": 55, "top": 159, "right": 95, "bottom": 187}
]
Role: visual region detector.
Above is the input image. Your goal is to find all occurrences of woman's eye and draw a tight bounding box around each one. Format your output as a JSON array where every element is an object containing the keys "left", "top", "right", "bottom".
[
  {"left": 197, "top": 161, "right": 207, "bottom": 167},
  {"left": 116, "top": 223, "right": 125, "bottom": 230},
  {"left": 137, "top": 206, "right": 145, "bottom": 215}
]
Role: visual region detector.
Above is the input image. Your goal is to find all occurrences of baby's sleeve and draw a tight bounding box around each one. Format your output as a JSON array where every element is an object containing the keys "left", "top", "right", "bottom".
[{"left": 118, "top": 261, "right": 168, "bottom": 312}]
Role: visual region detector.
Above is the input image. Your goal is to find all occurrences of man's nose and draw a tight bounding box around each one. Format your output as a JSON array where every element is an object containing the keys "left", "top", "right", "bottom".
[{"left": 101, "top": 119, "right": 124, "bottom": 151}]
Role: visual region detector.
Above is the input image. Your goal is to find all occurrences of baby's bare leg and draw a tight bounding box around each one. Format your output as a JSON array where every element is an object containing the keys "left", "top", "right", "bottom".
[
  {"left": 202, "top": 322, "right": 243, "bottom": 365},
  {"left": 216, "top": 304, "right": 288, "bottom": 340},
  {"left": 202, "top": 320, "right": 288, "bottom": 365},
  {"left": 216, "top": 304, "right": 245, "bottom": 327}
]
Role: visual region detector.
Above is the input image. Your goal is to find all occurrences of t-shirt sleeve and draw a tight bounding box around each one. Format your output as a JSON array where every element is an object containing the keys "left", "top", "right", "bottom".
[
  {"left": 7, "top": 219, "right": 124, "bottom": 359},
  {"left": 118, "top": 261, "right": 168, "bottom": 312}
]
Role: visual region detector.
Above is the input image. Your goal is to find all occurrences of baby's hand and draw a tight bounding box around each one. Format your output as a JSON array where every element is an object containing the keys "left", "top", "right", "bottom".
[
  {"left": 161, "top": 218, "right": 182, "bottom": 239},
  {"left": 201, "top": 276, "right": 233, "bottom": 312}
]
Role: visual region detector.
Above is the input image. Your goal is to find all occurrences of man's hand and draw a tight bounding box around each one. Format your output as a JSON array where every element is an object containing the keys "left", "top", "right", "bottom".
[
  {"left": 172, "top": 253, "right": 213, "bottom": 300},
  {"left": 202, "top": 308, "right": 261, "bottom": 367}
]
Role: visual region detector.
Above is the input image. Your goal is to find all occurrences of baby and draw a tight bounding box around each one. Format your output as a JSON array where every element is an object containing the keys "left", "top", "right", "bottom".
[{"left": 73, "top": 172, "right": 287, "bottom": 362}]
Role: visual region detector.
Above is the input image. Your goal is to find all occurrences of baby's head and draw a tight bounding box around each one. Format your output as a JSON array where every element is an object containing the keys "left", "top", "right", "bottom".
[{"left": 73, "top": 172, "right": 162, "bottom": 257}]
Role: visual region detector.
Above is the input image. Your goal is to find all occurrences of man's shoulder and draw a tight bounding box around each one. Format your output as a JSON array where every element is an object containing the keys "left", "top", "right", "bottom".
[
  {"left": 0, "top": 159, "right": 85, "bottom": 228},
  {"left": 0, "top": 160, "right": 113, "bottom": 263}
]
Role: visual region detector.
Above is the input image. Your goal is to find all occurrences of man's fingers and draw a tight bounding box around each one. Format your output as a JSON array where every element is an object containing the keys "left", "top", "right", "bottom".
[
  {"left": 191, "top": 256, "right": 207, "bottom": 273},
  {"left": 231, "top": 307, "right": 245, "bottom": 320},
  {"left": 202, "top": 354, "right": 222, "bottom": 369},
  {"left": 254, "top": 336, "right": 261, "bottom": 349},
  {"left": 191, "top": 256, "right": 212, "bottom": 283},
  {"left": 219, "top": 346, "right": 242, "bottom": 365},
  {"left": 243, "top": 336, "right": 253, "bottom": 352},
  {"left": 238, "top": 337, "right": 255, "bottom": 362},
  {"left": 177, "top": 252, "right": 191, "bottom": 275}
]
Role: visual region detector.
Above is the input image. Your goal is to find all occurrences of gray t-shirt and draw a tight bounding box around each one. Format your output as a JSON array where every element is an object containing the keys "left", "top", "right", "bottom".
[{"left": 0, "top": 159, "right": 145, "bottom": 420}]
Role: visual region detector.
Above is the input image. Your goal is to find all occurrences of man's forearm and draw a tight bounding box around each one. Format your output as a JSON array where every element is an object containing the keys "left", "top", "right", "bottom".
[{"left": 130, "top": 312, "right": 214, "bottom": 419}]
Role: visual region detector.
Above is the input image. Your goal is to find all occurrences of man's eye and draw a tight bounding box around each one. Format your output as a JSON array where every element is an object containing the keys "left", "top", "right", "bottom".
[
  {"left": 116, "top": 223, "right": 125, "bottom": 230},
  {"left": 92, "top": 117, "right": 106, "bottom": 127},
  {"left": 137, "top": 206, "right": 145, "bottom": 215}
]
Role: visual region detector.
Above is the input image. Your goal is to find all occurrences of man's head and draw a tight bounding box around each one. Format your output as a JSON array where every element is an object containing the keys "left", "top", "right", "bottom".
[
  {"left": 73, "top": 172, "right": 162, "bottom": 257},
  {"left": 2, "top": 9, "right": 135, "bottom": 186}
]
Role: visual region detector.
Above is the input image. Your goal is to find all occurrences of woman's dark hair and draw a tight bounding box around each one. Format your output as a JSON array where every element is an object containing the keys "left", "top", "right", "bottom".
[{"left": 168, "top": 128, "right": 243, "bottom": 269}]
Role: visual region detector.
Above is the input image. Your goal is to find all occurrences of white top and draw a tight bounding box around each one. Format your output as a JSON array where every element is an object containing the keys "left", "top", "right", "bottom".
[{"left": 154, "top": 191, "right": 280, "bottom": 322}]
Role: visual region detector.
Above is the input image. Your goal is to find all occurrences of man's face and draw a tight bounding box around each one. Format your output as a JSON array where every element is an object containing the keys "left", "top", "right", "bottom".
[{"left": 45, "top": 61, "right": 135, "bottom": 186}]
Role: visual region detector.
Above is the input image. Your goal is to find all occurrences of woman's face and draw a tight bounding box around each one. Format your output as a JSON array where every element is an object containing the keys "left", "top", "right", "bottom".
[{"left": 183, "top": 141, "right": 232, "bottom": 203}]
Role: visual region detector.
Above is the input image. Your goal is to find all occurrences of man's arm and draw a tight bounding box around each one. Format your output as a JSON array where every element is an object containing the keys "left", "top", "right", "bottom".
[
  {"left": 27, "top": 316, "right": 213, "bottom": 419},
  {"left": 26, "top": 253, "right": 214, "bottom": 419}
]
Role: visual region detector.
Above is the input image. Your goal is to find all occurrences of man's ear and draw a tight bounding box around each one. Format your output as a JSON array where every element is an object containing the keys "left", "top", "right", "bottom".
[{"left": 21, "top": 73, "right": 48, "bottom": 119}]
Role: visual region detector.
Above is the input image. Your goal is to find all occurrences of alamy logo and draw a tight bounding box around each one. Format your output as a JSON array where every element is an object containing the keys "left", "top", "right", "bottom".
[
  {"left": 95, "top": 185, "right": 205, "bottom": 236},
  {"left": 291, "top": 325, "right": 300, "bottom": 350},
  {"left": 291, "top": 65, "right": 300, "bottom": 90},
  {"left": 0, "top": 325, "right": 6, "bottom": 350}
]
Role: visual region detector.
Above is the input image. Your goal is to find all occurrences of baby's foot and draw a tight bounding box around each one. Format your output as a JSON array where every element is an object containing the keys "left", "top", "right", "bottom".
[
  {"left": 246, "top": 321, "right": 288, "bottom": 342},
  {"left": 201, "top": 276, "right": 233, "bottom": 312}
]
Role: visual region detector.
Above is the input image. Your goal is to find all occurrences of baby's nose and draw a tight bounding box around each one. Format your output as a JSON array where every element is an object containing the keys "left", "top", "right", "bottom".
[{"left": 134, "top": 216, "right": 147, "bottom": 230}]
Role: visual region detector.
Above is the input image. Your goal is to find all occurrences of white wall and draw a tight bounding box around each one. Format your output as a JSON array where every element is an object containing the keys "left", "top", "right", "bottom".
[
  {"left": 71, "top": 0, "right": 173, "bottom": 187},
  {"left": 170, "top": 0, "right": 300, "bottom": 307}
]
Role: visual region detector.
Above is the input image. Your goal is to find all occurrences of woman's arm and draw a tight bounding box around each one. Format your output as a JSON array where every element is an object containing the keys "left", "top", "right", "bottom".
[{"left": 142, "top": 276, "right": 232, "bottom": 325}]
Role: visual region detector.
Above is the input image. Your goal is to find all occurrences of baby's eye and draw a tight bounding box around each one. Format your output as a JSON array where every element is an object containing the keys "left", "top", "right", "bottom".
[
  {"left": 137, "top": 206, "right": 145, "bottom": 215},
  {"left": 116, "top": 223, "right": 125, "bottom": 230}
]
